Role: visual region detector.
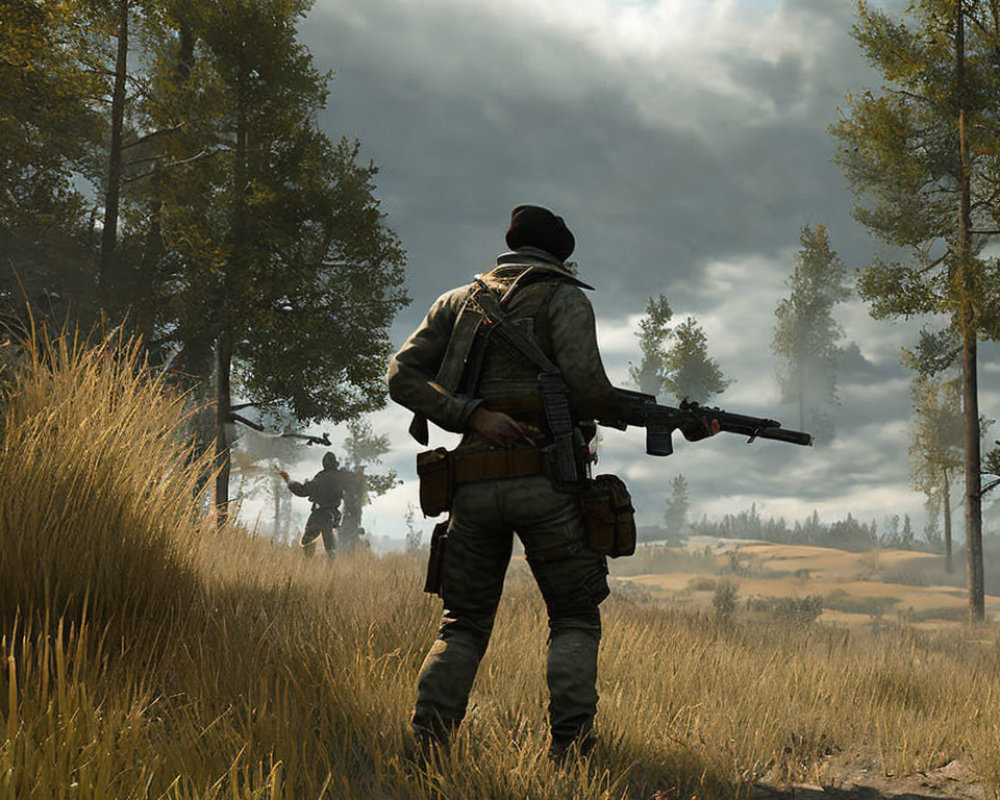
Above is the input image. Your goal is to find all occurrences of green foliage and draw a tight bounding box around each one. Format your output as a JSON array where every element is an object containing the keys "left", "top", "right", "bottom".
[
  {"left": 0, "top": 0, "right": 106, "bottom": 323},
  {"left": 832, "top": 0, "right": 1000, "bottom": 618},
  {"left": 661, "top": 316, "right": 732, "bottom": 404},
  {"left": 906, "top": 360, "right": 963, "bottom": 503},
  {"left": 629, "top": 296, "right": 732, "bottom": 404},
  {"left": 343, "top": 417, "right": 398, "bottom": 499},
  {"left": 982, "top": 442, "right": 1000, "bottom": 498},
  {"left": 627, "top": 294, "right": 672, "bottom": 395},
  {"left": 746, "top": 595, "right": 824, "bottom": 627},
  {"left": 143, "top": 2, "right": 408, "bottom": 424},
  {"left": 831, "top": 0, "right": 1000, "bottom": 325},
  {"left": 771, "top": 224, "right": 850, "bottom": 438},
  {"left": 1, "top": 1, "right": 409, "bottom": 518}
]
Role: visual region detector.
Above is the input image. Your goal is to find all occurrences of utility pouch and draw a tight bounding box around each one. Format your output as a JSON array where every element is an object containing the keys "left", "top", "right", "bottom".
[
  {"left": 580, "top": 474, "right": 636, "bottom": 558},
  {"left": 423, "top": 520, "right": 449, "bottom": 596},
  {"left": 416, "top": 447, "right": 453, "bottom": 517}
]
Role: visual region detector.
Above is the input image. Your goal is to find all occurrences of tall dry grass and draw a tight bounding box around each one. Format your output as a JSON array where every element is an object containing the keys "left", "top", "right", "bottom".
[
  {"left": 0, "top": 329, "right": 208, "bottom": 637},
  {"left": 4, "top": 332, "right": 1000, "bottom": 799}
]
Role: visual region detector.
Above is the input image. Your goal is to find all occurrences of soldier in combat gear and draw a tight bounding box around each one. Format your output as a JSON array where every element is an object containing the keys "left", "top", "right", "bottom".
[
  {"left": 278, "top": 451, "right": 346, "bottom": 557},
  {"left": 388, "top": 205, "right": 620, "bottom": 760}
]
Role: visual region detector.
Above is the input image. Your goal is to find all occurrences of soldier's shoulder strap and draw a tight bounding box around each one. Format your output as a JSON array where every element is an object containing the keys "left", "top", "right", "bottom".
[{"left": 469, "top": 277, "right": 559, "bottom": 373}]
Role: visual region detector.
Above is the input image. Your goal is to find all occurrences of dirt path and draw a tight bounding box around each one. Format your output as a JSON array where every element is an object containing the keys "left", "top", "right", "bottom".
[{"left": 751, "top": 758, "right": 989, "bottom": 800}]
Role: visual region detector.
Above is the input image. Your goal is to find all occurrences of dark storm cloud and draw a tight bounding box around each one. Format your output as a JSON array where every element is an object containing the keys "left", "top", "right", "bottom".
[{"left": 301, "top": 0, "right": 885, "bottom": 316}]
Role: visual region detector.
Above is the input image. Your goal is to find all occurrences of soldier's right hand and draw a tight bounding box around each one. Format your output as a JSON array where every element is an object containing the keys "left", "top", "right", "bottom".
[{"left": 468, "top": 407, "right": 538, "bottom": 448}]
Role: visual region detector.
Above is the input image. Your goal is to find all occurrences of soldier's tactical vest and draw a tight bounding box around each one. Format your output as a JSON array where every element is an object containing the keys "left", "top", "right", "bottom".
[{"left": 434, "top": 264, "right": 589, "bottom": 403}]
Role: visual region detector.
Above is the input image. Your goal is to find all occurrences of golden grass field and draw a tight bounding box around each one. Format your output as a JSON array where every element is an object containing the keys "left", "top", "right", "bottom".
[{"left": 4, "top": 332, "right": 1000, "bottom": 800}]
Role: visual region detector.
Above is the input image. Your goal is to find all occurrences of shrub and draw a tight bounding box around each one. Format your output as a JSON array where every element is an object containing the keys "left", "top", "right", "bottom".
[{"left": 713, "top": 579, "right": 739, "bottom": 620}]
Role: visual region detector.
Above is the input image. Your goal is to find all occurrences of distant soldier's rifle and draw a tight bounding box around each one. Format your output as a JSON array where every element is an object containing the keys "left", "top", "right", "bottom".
[{"left": 600, "top": 388, "right": 812, "bottom": 456}]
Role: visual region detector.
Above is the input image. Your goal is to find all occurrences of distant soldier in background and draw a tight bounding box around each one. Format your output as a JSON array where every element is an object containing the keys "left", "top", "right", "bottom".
[{"left": 278, "top": 451, "right": 347, "bottom": 557}]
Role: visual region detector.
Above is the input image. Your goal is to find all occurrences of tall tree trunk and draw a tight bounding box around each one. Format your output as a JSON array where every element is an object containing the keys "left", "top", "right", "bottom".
[
  {"left": 214, "top": 328, "right": 232, "bottom": 527},
  {"left": 961, "top": 324, "right": 983, "bottom": 619},
  {"left": 956, "top": 6, "right": 985, "bottom": 622},
  {"left": 943, "top": 469, "right": 953, "bottom": 574},
  {"left": 99, "top": 0, "right": 129, "bottom": 302},
  {"left": 213, "top": 92, "right": 250, "bottom": 528}
]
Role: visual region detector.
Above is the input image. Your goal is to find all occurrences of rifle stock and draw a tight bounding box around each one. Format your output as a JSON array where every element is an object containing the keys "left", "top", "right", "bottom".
[{"left": 600, "top": 388, "right": 812, "bottom": 455}]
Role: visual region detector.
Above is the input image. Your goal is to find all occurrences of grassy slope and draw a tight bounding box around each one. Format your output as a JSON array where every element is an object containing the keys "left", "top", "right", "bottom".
[{"left": 3, "top": 335, "right": 1000, "bottom": 800}]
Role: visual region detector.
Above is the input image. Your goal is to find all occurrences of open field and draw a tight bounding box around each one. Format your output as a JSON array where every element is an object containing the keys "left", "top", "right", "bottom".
[
  {"left": 611, "top": 541, "right": 999, "bottom": 632},
  {"left": 5, "top": 334, "right": 1000, "bottom": 799}
]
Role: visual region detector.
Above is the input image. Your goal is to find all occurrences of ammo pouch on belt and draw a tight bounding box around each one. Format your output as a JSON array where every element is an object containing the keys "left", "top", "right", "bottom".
[
  {"left": 580, "top": 474, "right": 637, "bottom": 558},
  {"left": 416, "top": 447, "right": 453, "bottom": 517}
]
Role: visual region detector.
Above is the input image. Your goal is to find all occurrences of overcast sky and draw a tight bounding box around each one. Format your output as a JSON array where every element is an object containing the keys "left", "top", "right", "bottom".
[{"left": 238, "top": 0, "right": 1000, "bottom": 544}]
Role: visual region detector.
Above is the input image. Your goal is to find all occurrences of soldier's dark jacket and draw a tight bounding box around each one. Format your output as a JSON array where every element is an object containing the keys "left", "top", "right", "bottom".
[{"left": 287, "top": 466, "right": 345, "bottom": 511}]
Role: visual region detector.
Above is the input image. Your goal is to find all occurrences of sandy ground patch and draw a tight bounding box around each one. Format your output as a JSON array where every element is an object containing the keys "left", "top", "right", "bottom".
[{"left": 621, "top": 541, "right": 1000, "bottom": 628}]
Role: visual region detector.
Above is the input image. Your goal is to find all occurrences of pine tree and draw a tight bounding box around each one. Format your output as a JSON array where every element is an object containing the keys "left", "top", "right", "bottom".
[
  {"left": 628, "top": 294, "right": 672, "bottom": 395},
  {"left": 661, "top": 317, "right": 732, "bottom": 405},
  {"left": 629, "top": 296, "right": 732, "bottom": 404},
  {"left": 771, "top": 223, "right": 851, "bottom": 440},
  {"left": 830, "top": 0, "right": 1000, "bottom": 620}
]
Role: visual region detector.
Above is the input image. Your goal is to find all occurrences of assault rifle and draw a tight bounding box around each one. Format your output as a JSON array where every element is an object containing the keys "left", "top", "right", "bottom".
[{"left": 599, "top": 388, "right": 812, "bottom": 456}]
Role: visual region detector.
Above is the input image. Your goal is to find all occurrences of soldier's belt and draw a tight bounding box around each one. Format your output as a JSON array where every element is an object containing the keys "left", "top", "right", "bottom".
[
  {"left": 481, "top": 395, "right": 548, "bottom": 432},
  {"left": 452, "top": 447, "right": 544, "bottom": 483},
  {"left": 482, "top": 395, "right": 545, "bottom": 415}
]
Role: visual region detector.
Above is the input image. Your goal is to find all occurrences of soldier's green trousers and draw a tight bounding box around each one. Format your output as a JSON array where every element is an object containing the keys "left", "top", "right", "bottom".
[{"left": 412, "top": 474, "right": 610, "bottom": 748}]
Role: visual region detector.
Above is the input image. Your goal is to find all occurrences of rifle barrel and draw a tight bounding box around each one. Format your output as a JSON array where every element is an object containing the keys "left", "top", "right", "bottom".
[{"left": 717, "top": 414, "right": 812, "bottom": 446}]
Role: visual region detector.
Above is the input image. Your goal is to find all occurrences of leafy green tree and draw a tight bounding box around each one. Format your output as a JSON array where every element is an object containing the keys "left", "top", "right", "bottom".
[
  {"left": 983, "top": 445, "right": 1000, "bottom": 498},
  {"left": 628, "top": 294, "right": 673, "bottom": 395},
  {"left": 771, "top": 224, "right": 851, "bottom": 440},
  {"left": 138, "top": 0, "right": 408, "bottom": 522},
  {"left": 661, "top": 316, "right": 732, "bottom": 405},
  {"left": 629, "top": 296, "right": 731, "bottom": 404},
  {"left": 0, "top": 0, "right": 104, "bottom": 325},
  {"left": 923, "top": 497, "right": 944, "bottom": 552},
  {"left": 830, "top": 0, "right": 1000, "bottom": 620}
]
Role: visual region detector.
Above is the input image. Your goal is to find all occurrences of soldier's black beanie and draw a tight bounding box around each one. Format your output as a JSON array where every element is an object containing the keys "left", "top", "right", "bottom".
[{"left": 505, "top": 205, "right": 575, "bottom": 263}]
